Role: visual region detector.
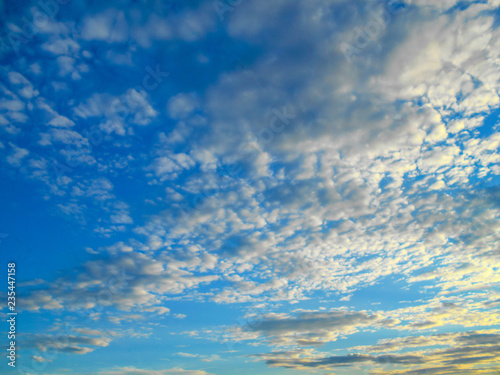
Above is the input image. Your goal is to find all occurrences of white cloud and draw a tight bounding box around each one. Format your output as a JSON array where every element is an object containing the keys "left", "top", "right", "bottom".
[
  {"left": 6, "top": 142, "right": 29, "bottom": 166},
  {"left": 98, "top": 367, "right": 214, "bottom": 375},
  {"left": 8, "top": 71, "right": 38, "bottom": 98},
  {"left": 42, "top": 37, "right": 80, "bottom": 55},
  {"left": 3, "top": 2, "right": 500, "bottom": 374},
  {"left": 48, "top": 115, "right": 75, "bottom": 127},
  {"left": 167, "top": 93, "right": 198, "bottom": 119},
  {"left": 80, "top": 10, "right": 129, "bottom": 42}
]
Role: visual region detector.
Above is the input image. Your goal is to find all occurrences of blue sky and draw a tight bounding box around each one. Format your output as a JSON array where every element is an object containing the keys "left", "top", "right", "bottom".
[{"left": 1, "top": 0, "right": 500, "bottom": 374}]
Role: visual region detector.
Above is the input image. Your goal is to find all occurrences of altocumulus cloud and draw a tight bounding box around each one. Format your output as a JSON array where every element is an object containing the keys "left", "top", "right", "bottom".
[{"left": 0, "top": 0, "right": 499, "bottom": 374}]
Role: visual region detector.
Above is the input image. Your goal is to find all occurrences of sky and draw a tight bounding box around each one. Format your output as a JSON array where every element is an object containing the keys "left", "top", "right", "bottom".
[{"left": 0, "top": 0, "right": 499, "bottom": 374}]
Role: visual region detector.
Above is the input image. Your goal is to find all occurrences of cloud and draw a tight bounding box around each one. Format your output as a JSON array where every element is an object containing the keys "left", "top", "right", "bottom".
[
  {"left": 98, "top": 368, "right": 214, "bottom": 375},
  {"left": 7, "top": 71, "right": 38, "bottom": 98},
  {"left": 252, "top": 329, "right": 500, "bottom": 372},
  {"left": 42, "top": 36, "right": 80, "bottom": 55},
  {"left": 258, "top": 352, "right": 424, "bottom": 369},
  {"left": 148, "top": 153, "right": 196, "bottom": 181},
  {"left": 48, "top": 115, "right": 75, "bottom": 127},
  {"left": 1, "top": 0, "right": 500, "bottom": 373},
  {"left": 6, "top": 142, "right": 29, "bottom": 166},
  {"left": 167, "top": 93, "right": 199, "bottom": 119},
  {"left": 80, "top": 9, "right": 129, "bottom": 42},
  {"left": 20, "top": 250, "right": 219, "bottom": 315},
  {"left": 244, "top": 310, "right": 381, "bottom": 346},
  {"left": 74, "top": 90, "right": 158, "bottom": 135},
  {"left": 23, "top": 333, "right": 111, "bottom": 355}
]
